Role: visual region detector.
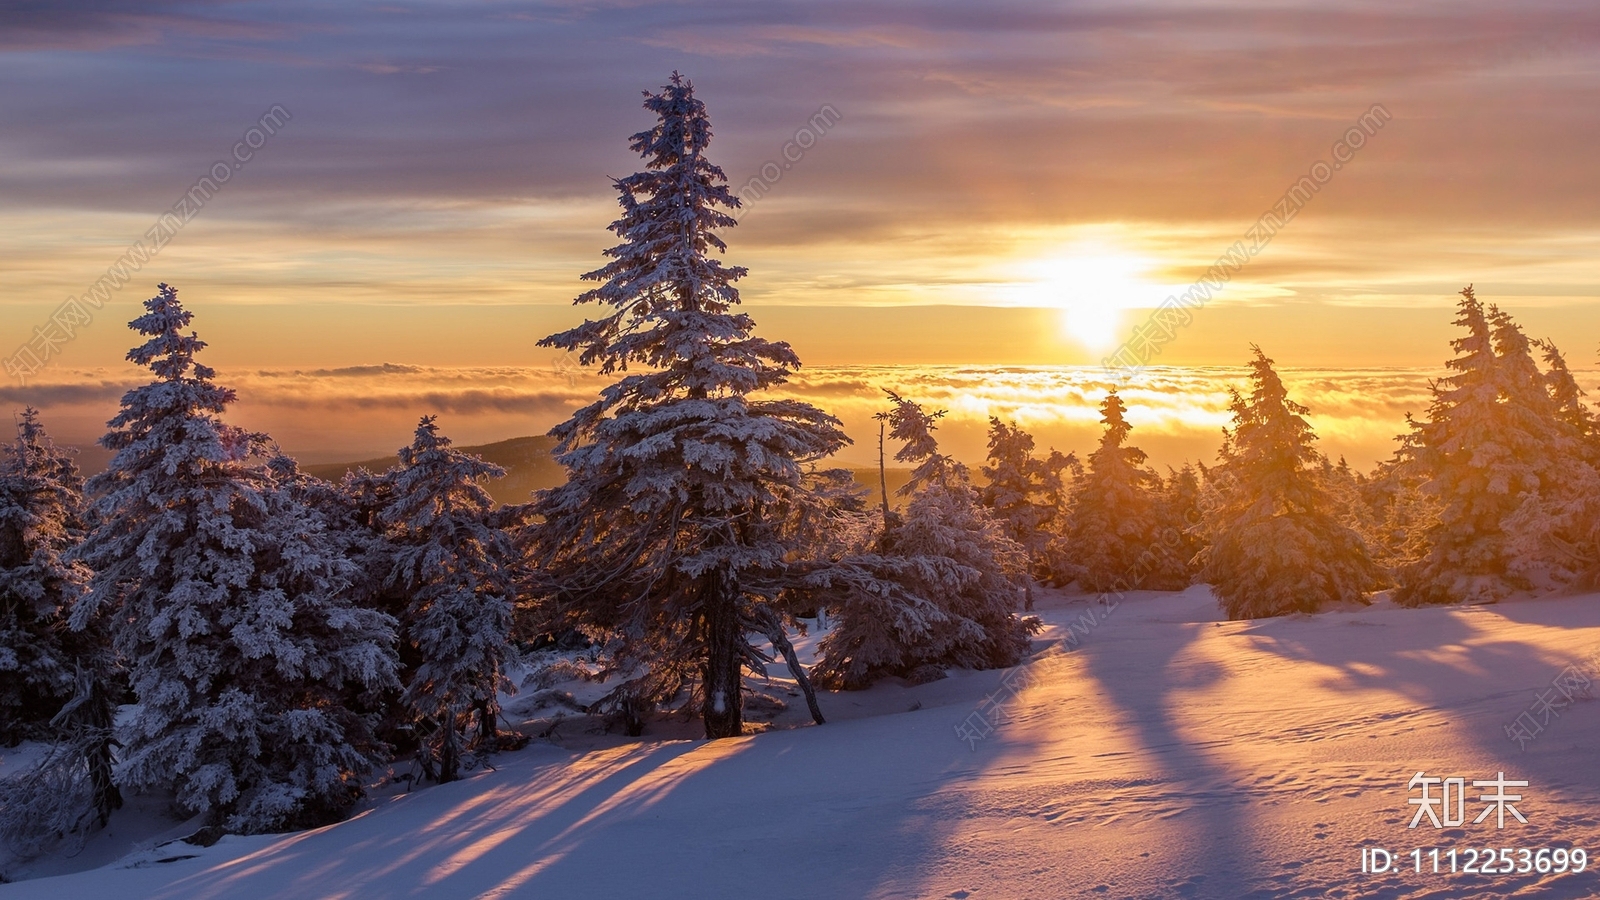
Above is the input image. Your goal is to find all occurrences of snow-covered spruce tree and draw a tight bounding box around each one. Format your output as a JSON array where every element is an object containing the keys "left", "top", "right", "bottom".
[
  {"left": 377, "top": 416, "right": 514, "bottom": 783},
  {"left": 317, "top": 462, "right": 429, "bottom": 751},
  {"left": 0, "top": 408, "right": 122, "bottom": 852},
  {"left": 0, "top": 408, "right": 88, "bottom": 744},
  {"left": 1488, "top": 312, "right": 1600, "bottom": 590},
  {"left": 979, "top": 417, "right": 1076, "bottom": 595},
  {"left": 1359, "top": 423, "right": 1441, "bottom": 583},
  {"left": 1396, "top": 289, "right": 1592, "bottom": 604},
  {"left": 1394, "top": 291, "right": 1523, "bottom": 603},
  {"left": 980, "top": 417, "right": 1050, "bottom": 551},
  {"left": 1033, "top": 447, "right": 1082, "bottom": 585},
  {"left": 1535, "top": 338, "right": 1599, "bottom": 461},
  {"left": 1526, "top": 339, "right": 1600, "bottom": 582},
  {"left": 1319, "top": 456, "right": 1380, "bottom": 544},
  {"left": 1198, "top": 347, "right": 1378, "bottom": 619},
  {"left": 266, "top": 452, "right": 378, "bottom": 572},
  {"left": 1060, "top": 391, "right": 1168, "bottom": 592},
  {"left": 1146, "top": 463, "right": 1205, "bottom": 590},
  {"left": 526, "top": 75, "right": 847, "bottom": 739},
  {"left": 72, "top": 284, "right": 398, "bottom": 834},
  {"left": 264, "top": 452, "right": 433, "bottom": 758},
  {"left": 808, "top": 392, "right": 1035, "bottom": 689}
]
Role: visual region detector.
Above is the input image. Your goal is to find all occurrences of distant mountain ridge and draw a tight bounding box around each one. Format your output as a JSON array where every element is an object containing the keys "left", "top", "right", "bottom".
[{"left": 302, "top": 435, "right": 566, "bottom": 506}]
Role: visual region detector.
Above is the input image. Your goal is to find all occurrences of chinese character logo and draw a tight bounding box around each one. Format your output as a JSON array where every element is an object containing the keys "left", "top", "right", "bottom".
[{"left": 1407, "top": 771, "right": 1528, "bottom": 829}]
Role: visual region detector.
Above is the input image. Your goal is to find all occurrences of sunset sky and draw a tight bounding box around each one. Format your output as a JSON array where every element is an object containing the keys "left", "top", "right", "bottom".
[{"left": 2, "top": 1, "right": 1598, "bottom": 468}]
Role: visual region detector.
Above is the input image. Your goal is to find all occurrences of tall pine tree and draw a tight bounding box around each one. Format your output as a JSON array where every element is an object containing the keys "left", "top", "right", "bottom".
[
  {"left": 527, "top": 76, "right": 847, "bottom": 739},
  {"left": 1199, "top": 347, "right": 1377, "bottom": 618},
  {"left": 74, "top": 284, "right": 398, "bottom": 833}
]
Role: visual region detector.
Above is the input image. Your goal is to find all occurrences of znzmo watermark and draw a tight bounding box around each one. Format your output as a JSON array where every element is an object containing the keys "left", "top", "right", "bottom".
[
  {"left": 1102, "top": 103, "right": 1393, "bottom": 380},
  {"left": 734, "top": 104, "right": 841, "bottom": 218},
  {"left": 5, "top": 104, "right": 292, "bottom": 383}
]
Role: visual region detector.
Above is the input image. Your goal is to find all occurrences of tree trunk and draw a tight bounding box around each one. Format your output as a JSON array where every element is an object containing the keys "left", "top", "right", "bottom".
[
  {"left": 878, "top": 419, "right": 890, "bottom": 524},
  {"left": 473, "top": 697, "right": 497, "bottom": 749},
  {"left": 701, "top": 570, "right": 744, "bottom": 739},
  {"left": 436, "top": 716, "right": 460, "bottom": 783},
  {"left": 80, "top": 673, "right": 122, "bottom": 825},
  {"left": 53, "top": 663, "right": 122, "bottom": 826},
  {"left": 766, "top": 625, "right": 825, "bottom": 725},
  {"left": 620, "top": 692, "right": 646, "bottom": 737}
]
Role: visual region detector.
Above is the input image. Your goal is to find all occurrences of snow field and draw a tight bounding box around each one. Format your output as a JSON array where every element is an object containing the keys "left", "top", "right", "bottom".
[{"left": 8, "top": 586, "right": 1599, "bottom": 899}]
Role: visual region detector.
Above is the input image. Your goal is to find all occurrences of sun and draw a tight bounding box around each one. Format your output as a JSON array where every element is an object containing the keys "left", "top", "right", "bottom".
[{"left": 1022, "top": 243, "right": 1165, "bottom": 352}]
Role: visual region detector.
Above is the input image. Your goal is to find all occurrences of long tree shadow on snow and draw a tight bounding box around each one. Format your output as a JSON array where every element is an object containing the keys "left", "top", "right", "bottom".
[
  {"left": 132, "top": 711, "right": 971, "bottom": 900},
  {"left": 135, "top": 740, "right": 709, "bottom": 900},
  {"left": 1070, "top": 602, "right": 1257, "bottom": 899},
  {"left": 861, "top": 589, "right": 1258, "bottom": 900}
]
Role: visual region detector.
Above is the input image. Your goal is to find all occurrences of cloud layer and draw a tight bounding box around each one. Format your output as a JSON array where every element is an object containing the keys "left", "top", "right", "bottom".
[{"left": 5, "top": 361, "right": 1502, "bottom": 474}]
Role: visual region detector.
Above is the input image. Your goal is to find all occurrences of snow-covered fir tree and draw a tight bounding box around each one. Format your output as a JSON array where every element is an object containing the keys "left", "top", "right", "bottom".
[
  {"left": 526, "top": 75, "right": 847, "bottom": 739},
  {"left": 1147, "top": 463, "right": 1205, "bottom": 590},
  {"left": 1060, "top": 391, "right": 1167, "bottom": 592},
  {"left": 1395, "top": 291, "right": 1526, "bottom": 603},
  {"left": 0, "top": 408, "right": 122, "bottom": 852},
  {"left": 808, "top": 393, "right": 1035, "bottom": 689},
  {"left": 979, "top": 416, "right": 1049, "bottom": 550},
  {"left": 0, "top": 408, "right": 89, "bottom": 743},
  {"left": 1318, "top": 456, "right": 1378, "bottom": 546},
  {"left": 1527, "top": 339, "right": 1600, "bottom": 582},
  {"left": 377, "top": 416, "right": 514, "bottom": 783},
  {"left": 1359, "top": 422, "right": 1441, "bottom": 582},
  {"left": 1534, "top": 338, "right": 1598, "bottom": 460},
  {"left": 1397, "top": 289, "right": 1594, "bottom": 603},
  {"left": 1198, "top": 347, "right": 1377, "bottom": 619},
  {"left": 1034, "top": 447, "right": 1082, "bottom": 585},
  {"left": 979, "top": 417, "right": 1075, "bottom": 594},
  {"left": 880, "top": 389, "right": 961, "bottom": 496},
  {"left": 1487, "top": 311, "right": 1599, "bottom": 590},
  {"left": 73, "top": 284, "right": 398, "bottom": 834}
]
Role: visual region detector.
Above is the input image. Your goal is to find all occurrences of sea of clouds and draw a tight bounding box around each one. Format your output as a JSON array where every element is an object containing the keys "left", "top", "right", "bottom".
[{"left": 4, "top": 363, "right": 1521, "bottom": 475}]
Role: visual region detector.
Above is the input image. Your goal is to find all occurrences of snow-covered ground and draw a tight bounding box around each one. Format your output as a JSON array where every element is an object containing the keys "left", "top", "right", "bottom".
[{"left": 5, "top": 586, "right": 1600, "bottom": 899}]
